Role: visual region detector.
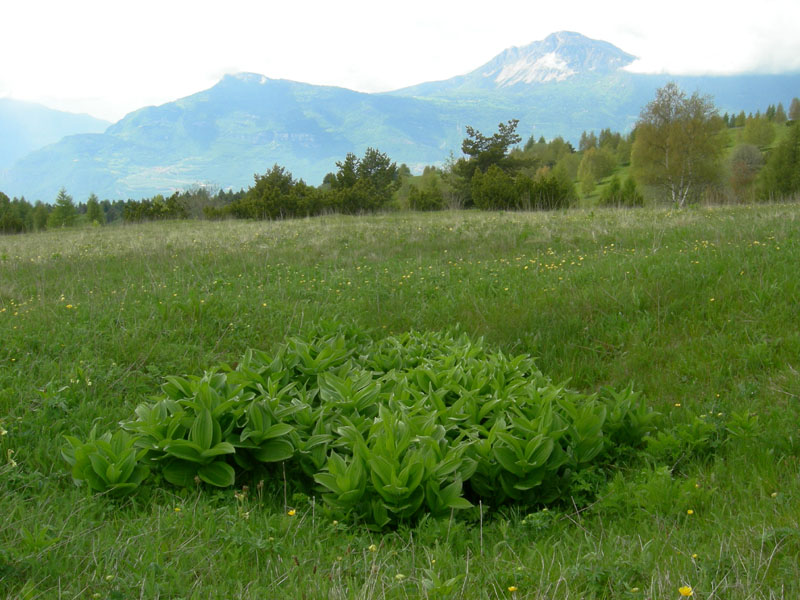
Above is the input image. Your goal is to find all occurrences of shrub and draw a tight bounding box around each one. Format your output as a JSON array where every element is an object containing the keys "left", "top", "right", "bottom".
[
  {"left": 63, "top": 326, "right": 657, "bottom": 528},
  {"left": 408, "top": 179, "right": 445, "bottom": 211},
  {"left": 598, "top": 176, "right": 644, "bottom": 207},
  {"left": 472, "top": 165, "right": 517, "bottom": 210}
]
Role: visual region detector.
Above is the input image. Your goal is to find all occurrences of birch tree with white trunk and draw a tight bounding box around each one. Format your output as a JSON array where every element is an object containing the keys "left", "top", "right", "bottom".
[{"left": 631, "top": 82, "right": 725, "bottom": 206}]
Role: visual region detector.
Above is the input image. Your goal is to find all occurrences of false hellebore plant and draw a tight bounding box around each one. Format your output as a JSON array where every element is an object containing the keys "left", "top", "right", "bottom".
[{"left": 63, "top": 326, "right": 658, "bottom": 528}]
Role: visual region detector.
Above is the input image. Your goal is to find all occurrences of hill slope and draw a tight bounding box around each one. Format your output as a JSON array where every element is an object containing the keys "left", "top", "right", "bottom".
[{"left": 0, "top": 98, "right": 109, "bottom": 171}]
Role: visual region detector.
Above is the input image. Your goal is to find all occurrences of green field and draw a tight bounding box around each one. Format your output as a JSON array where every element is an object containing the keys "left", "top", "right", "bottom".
[{"left": 2, "top": 205, "right": 799, "bottom": 598}]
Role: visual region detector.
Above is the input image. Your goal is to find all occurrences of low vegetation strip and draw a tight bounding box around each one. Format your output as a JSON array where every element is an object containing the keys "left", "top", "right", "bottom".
[{"left": 1, "top": 206, "right": 799, "bottom": 598}]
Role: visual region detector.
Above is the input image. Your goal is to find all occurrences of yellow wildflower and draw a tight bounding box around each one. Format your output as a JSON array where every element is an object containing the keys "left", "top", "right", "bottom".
[
  {"left": 687, "top": 509, "right": 694, "bottom": 515},
  {"left": 368, "top": 544, "right": 378, "bottom": 552},
  {"left": 287, "top": 509, "right": 296, "bottom": 516},
  {"left": 508, "top": 586, "right": 518, "bottom": 592},
  {"left": 679, "top": 585, "right": 693, "bottom": 597}
]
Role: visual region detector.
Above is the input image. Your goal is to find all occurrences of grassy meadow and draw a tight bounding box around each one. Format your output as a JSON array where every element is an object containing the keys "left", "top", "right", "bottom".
[{"left": 1, "top": 205, "right": 799, "bottom": 598}]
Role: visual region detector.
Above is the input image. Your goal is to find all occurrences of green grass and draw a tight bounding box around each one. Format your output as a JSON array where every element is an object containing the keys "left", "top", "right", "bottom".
[{"left": 2, "top": 205, "right": 799, "bottom": 598}]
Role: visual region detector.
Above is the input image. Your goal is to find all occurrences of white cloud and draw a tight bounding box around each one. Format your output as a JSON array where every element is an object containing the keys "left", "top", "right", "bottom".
[{"left": 1, "top": 0, "right": 799, "bottom": 120}]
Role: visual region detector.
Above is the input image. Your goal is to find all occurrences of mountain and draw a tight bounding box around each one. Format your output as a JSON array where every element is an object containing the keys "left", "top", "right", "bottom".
[
  {"left": 0, "top": 98, "right": 110, "bottom": 170},
  {"left": 396, "top": 31, "right": 637, "bottom": 95},
  {"left": 1, "top": 75, "right": 464, "bottom": 201},
  {"left": 3, "top": 32, "right": 800, "bottom": 201},
  {"left": 391, "top": 31, "right": 800, "bottom": 138}
]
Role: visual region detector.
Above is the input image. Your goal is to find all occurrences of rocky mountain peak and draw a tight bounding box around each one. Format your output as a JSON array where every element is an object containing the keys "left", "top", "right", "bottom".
[{"left": 478, "top": 31, "right": 636, "bottom": 87}]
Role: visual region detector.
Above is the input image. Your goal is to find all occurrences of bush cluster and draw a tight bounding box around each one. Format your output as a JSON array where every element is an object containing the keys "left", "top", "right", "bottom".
[
  {"left": 63, "top": 326, "right": 657, "bottom": 528},
  {"left": 206, "top": 148, "right": 400, "bottom": 220},
  {"left": 471, "top": 165, "right": 577, "bottom": 211},
  {"left": 598, "top": 175, "right": 644, "bottom": 207}
]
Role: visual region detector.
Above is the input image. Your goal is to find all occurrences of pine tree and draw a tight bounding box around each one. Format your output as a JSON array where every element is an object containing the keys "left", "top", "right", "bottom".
[
  {"left": 621, "top": 177, "right": 644, "bottom": 206},
  {"left": 48, "top": 188, "right": 77, "bottom": 228},
  {"left": 775, "top": 103, "right": 787, "bottom": 124},
  {"left": 86, "top": 193, "right": 105, "bottom": 224},
  {"left": 789, "top": 98, "right": 800, "bottom": 121},
  {"left": 579, "top": 131, "right": 597, "bottom": 152},
  {"left": 33, "top": 201, "right": 49, "bottom": 230}
]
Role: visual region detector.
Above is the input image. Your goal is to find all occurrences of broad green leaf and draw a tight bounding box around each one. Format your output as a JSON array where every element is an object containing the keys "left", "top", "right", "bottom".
[
  {"left": 447, "top": 497, "right": 474, "bottom": 510},
  {"left": 337, "top": 488, "right": 365, "bottom": 505},
  {"left": 314, "top": 472, "right": 340, "bottom": 493},
  {"left": 107, "top": 482, "right": 139, "bottom": 496},
  {"left": 574, "top": 438, "right": 604, "bottom": 464},
  {"left": 263, "top": 423, "right": 294, "bottom": 439},
  {"left": 197, "top": 461, "right": 236, "bottom": 487},
  {"left": 401, "top": 460, "right": 425, "bottom": 493},
  {"left": 346, "top": 454, "right": 365, "bottom": 488},
  {"left": 368, "top": 455, "right": 395, "bottom": 488},
  {"left": 84, "top": 469, "right": 108, "bottom": 492},
  {"left": 162, "top": 376, "right": 192, "bottom": 399},
  {"left": 200, "top": 441, "right": 236, "bottom": 459},
  {"left": 252, "top": 438, "right": 294, "bottom": 463},
  {"left": 162, "top": 460, "right": 198, "bottom": 487},
  {"left": 512, "top": 469, "right": 545, "bottom": 490},
  {"left": 438, "top": 478, "right": 462, "bottom": 506},
  {"left": 546, "top": 442, "right": 568, "bottom": 470},
  {"left": 524, "top": 435, "right": 554, "bottom": 469},
  {"left": 575, "top": 406, "right": 606, "bottom": 439},
  {"left": 105, "top": 463, "right": 122, "bottom": 484},
  {"left": 493, "top": 446, "right": 524, "bottom": 477},
  {"left": 245, "top": 402, "right": 267, "bottom": 436},
  {"left": 116, "top": 449, "right": 137, "bottom": 483},
  {"left": 88, "top": 453, "right": 111, "bottom": 482},
  {"left": 378, "top": 483, "right": 409, "bottom": 501},
  {"left": 190, "top": 408, "right": 214, "bottom": 451},
  {"left": 302, "top": 434, "right": 332, "bottom": 450},
  {"left": 370, "top": 499, "right": 390, "bottom": 530},
  {"left": 163, "top": 440, "right": 205, "bottom": 463}
]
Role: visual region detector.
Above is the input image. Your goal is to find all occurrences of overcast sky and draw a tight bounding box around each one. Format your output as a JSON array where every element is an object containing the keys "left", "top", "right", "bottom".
[{"left": 2, "top": 0, "right": 799, "bottom": 122}]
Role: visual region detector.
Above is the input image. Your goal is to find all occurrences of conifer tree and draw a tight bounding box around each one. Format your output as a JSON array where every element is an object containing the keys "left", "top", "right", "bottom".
[
  {"left": 775, "top": 103, "right": 787, "bottom": 124},
  {"left": 86, "top": 193, "right": 105, "bottom": 224},
  {"left": 789, "top": 98, "right": 800, "bottom": 121},
  {"left": 48, "top": 188, "right": 77, "bottom": 228}
]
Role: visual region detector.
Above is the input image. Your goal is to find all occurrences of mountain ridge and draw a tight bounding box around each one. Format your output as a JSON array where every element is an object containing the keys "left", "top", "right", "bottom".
[
  {"left": 3, "top": 32, "right": 800, "bottom": 201},
  {"left": 0, "top": 98, "right": 110, "bottom": 171}
]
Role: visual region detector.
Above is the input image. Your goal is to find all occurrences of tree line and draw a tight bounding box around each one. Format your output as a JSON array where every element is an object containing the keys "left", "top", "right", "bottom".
[{"left": 2, "top": 86, "right": 800, "bottom": 234}]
